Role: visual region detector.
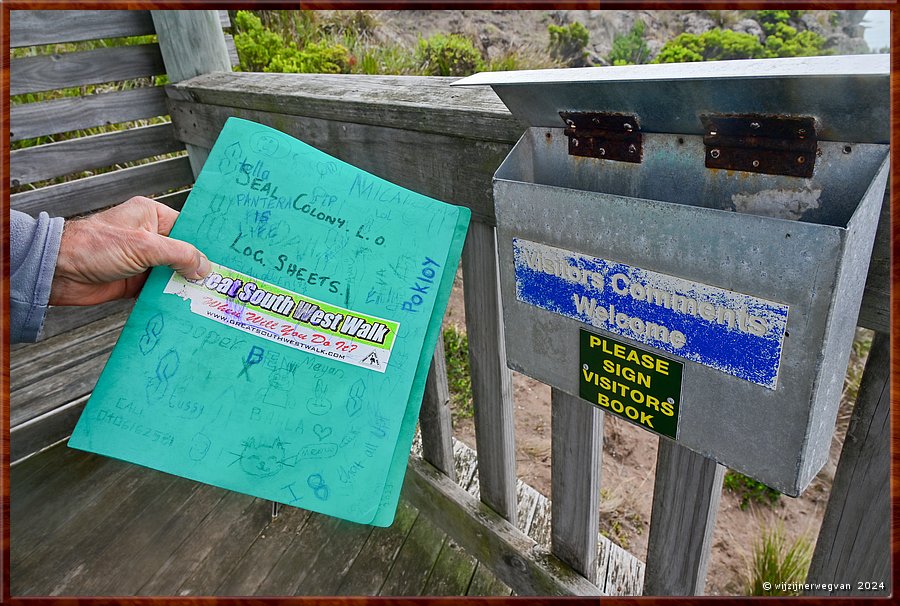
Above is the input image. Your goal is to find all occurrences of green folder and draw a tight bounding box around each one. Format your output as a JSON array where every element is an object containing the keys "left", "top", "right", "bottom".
[{"left": 69, "top": 117, "right": 471, "bottom": 526}]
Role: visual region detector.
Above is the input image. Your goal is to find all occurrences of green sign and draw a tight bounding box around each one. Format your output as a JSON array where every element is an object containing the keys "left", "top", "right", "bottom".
[{"left": 579, "top": 329, "right": 682, "bottom": 439}]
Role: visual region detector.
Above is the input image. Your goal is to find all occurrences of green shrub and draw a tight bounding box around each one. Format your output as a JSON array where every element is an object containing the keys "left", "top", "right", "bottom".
[
  {"left": 608, "top": 20, "right": 650, "bottom": 66},
  {"left": 234, "top": 10, "right": 351, "bottom": 74},
  {"left": 416, "top": 34, "right": 485, "bottom": 76},
  {"left": 654, "top": 29, "right": 769, "bottom": 63},
  {"left": 443, "top": 325, "right": 474, "bottom": 419},
  {"left": 745, "top": 526, "right": 813, "bottom": 595},
  {"left": 724, "top": 470, "right": 781, "bottom": 510},
  {"left": 548, "top": 21, "right": 590, "bottom": 66},
  {"left": 233, "top": 11, "right": 285, "bottom": 71}
]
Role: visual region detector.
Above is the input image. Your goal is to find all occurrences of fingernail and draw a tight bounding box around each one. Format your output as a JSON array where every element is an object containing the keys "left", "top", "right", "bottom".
[{"left": 197, "top": 254, "right": 211, "bottom": 277}]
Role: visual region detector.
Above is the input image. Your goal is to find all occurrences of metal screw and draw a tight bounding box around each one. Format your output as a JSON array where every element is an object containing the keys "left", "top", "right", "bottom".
[
  {"left": 628, "top": 144, "right": 637, "bottom": 154},
  {"left": 598, "top": 147, "right": 606, "bottom": 156},
  {"left": 592, "top": 117, "right": 600, "bottom": 125},
  {"left": 798, "top": 128, "right": 807, "bottom": 136},
  {"left": 573, "top": 139, "right": 580, "bottom": 148},
  {"left": 623, "top": 122, "right": 633, "bottom": 131},
  {"left": 750, "top": 121, "right": 760, "bottom": 129},
  {"left": 566, "top": 119, "right": 575, "bottom": 127},
  {"left": 843, "top": 145, "right": 852, "bottom": 154},
  {"left": 710, "top": 149, "right": 721, "bottom": 159},
  {"left": 709, "top": 130, "right": 717, "bottom": 136},
  {"left": 797, "top": 155, "right": 806, "bottom": 164},
  {"left": 752, "top": 160, "right": 760, "bottom": 168}
]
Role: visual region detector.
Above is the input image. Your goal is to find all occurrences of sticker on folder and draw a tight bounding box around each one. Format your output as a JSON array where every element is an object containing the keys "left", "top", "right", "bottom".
[
  {"left": 164, "top": 262, "right": 399, "bottom": 371},
  {"left": 68, "top": 117, "right": 471, "bottom": 527}
]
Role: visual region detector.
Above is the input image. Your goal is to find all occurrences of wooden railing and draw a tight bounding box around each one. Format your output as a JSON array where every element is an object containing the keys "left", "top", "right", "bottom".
[{"left": 166, "top": 69, "right": 890, "bottom": 596}]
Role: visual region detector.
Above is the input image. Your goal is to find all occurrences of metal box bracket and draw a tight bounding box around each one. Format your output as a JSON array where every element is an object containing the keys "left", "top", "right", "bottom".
[
  {"left": 701, "top": 114, "right": 817, "bottom": 178},
  {"left": 560, "top": 111, "right": 642, "bottom": 163}
]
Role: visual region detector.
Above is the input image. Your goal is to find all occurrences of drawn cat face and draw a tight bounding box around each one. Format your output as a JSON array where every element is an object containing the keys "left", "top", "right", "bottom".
[{"left": 239, "top": 437, "right": 286, "bottom": 477}]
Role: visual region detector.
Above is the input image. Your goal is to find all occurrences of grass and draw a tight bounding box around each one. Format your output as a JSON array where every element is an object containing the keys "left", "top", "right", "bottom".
[
  {"left": 745, "top": 525, "right": 813, "bottom": 595},
  {"left": 723, "top": 470, "right": 781, "bottom": 510},
  {"left": 443, "top": 324, "right": 474, "bottom": 420}
]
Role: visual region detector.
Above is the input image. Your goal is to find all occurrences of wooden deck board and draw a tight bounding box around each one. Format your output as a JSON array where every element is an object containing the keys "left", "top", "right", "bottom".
[
  {"left": 14, "top": 459, "right": 180, "bottom": 596},
  {"left": 334, "top": 500, "right": 419, "bottom": 596},
  {"left": 378, "top": 513, "right": 446, "bottom": 596},
  {"left": 467, "top": 561, "right": 514, "bottom": 596},
  {"left": 11, "top": 442, "right": 514, "bottom": 597},
  {"left": 214, "top": 505, "right": 313, "bottom": 596},
  {"left": 422, "top": 538, "right": 478, "bottom": 596}
]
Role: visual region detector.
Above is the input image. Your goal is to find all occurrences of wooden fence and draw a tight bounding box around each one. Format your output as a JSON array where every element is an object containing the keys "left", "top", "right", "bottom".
[
  {"left": 9, "top": 9, "right": 890, "bottom": 596},
  {"left": 165, "top": 67, "right": 891, "bottom": 595}
]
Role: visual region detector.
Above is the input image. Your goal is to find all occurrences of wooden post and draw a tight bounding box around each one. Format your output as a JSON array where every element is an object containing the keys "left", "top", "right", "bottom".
[
  {"left": 550, "top": 388, "right": 602, "bottom": 584},
  {"left": 151, "top": 10, "right": 231, "bottom": 177},
  {"left": 462, "top": 221, "right": 517, "bottom": 522},
  {"left": 419, "top": 338, "right": 456, "bottom": 481},
  {"left": 806, "top": 331, "right": 890, "bottom": 595},
  {"left": 644, "top": 441, "right": 724, "bottom": 595}
]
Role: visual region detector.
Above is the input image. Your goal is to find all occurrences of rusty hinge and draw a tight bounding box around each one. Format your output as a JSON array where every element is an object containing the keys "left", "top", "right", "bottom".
[
  {"left": 560, "top": 112, "right": 642, "bottom": 163},
  {"left": 701, "top": 114, "right": 817, "bottom": 178}
]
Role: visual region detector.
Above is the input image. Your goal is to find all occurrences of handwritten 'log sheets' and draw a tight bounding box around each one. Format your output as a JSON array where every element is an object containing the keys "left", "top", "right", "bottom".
[{"left": 69, "top": 118, "right": 471, "bottom": 526}]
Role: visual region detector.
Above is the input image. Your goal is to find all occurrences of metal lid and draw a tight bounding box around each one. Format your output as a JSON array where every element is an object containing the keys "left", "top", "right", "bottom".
[{"left": 452, "top": 55, "right": 889, "bottom": 143}]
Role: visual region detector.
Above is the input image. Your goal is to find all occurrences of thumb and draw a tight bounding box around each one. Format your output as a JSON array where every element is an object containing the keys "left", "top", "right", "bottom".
[{"left": 145, "top": 233, "right": 211, "bottom": 280}]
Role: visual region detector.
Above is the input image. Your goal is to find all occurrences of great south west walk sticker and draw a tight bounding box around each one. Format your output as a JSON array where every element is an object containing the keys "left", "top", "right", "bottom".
[{"left": 164, "top": 262, "right": 399, "bottom": 372}]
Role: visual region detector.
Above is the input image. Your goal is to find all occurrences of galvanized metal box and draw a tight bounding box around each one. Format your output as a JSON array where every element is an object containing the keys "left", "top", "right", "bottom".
[{"left": 455, "top": 55, "right": 889, "bottom": 495}]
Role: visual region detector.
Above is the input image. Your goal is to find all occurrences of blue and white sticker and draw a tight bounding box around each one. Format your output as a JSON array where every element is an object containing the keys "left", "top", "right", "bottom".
[{"left": 512, "top": 239, "right": 789, "bottom": 389}]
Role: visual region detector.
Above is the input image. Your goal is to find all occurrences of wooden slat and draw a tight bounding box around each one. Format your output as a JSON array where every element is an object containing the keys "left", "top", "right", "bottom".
[
  {"left": 252, "top": 513, "right": 342, "bottom": 595},
  {"left": 419, "top": 338, "right": 456, "bottom": 480},
  {"left": 56, "top": 476, "right": 203, "bottom": 595},
  {"left": 137, "top": 493, "right": 264, "bottom": 595},
  {"left": 11, "top": 122, "right": 183, "bottom": 186},
  {"left": 36, "top": 298, "right": 134, "bottom": 342},
  {"left": 166, "top": 100, "right": 506, "bottom": 224},
  {"left": 11, "top": 87, "right": 169, "bottom": 142},
  {"left": 857, "top": 188, "right": 890, "bottom": 333},
  {"left": 462, "top": 221, "right": 517, "bottom": 522},
  {"left": 10, "top": 346, "right": 113, "bottom": 427},
  {"left": 421, "top": 538, "right": 479, "bottom": 596},
  {"left": 643, "top": 442, "right": 725, "bottom": 596},
  {"left": 467, "top": 562, "right": 513, "bottom": 596},
  {"left": 292, "top": 520, "right": 375, "bottom": 595},
  {"left": 173, "top": 501, "right": 272, "bottom": 596},
  {"left": 335, "top": 500, "right": 420, "bottom": 595},
  {"left": 170, "top": 71, "right": 526, "bottom": 144},
  {"left": 225, "top": 34, "right": 239, "bottom": 68},
  {"left": 79, "top": 483, "right": 228, "bottom": 596},
  {"left": 214, "top": 506, "right": 314, "bottom": 596},
  {"left": 11, "top": 308, "right": 128, "bottom": 375},
  {"left": 403, "top": 456, "right": 602, "bottom": 596},
  {"left": 152, "top": 10, "right": 233, "bottom": 179},
  {"left": 806, "top": 331, "right": 890, "bottom": 596},
  {"left": 550, "top": 389, "right": 603, "bottom": 584},
  {"left": 379, "top": 515, "right": 447, "bottom": 595},
  {"left": 11, "top": 44, "right": 166, "bottom": 96},
  {"left": 11, "top": 10, "right": 155, "bottom": 48},
  {"left": 11, "top": 155, "right": 194, "bottom": 218},
  {"left": 14, "top": 462, "right": 178, "bottom": 595},
  {"left": 11, "top": 396, "right": 87, "bottom": 463}
]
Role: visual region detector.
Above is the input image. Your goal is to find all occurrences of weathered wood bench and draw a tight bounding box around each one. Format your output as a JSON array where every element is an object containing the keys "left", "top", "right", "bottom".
[{"left": 9, "top": 9, "right": 891, "bottom": 597}]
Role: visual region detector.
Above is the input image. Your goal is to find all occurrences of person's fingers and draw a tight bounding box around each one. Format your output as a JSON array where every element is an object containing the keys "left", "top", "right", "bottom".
[
  {"left": 152, "top": 200, "right": 181, "bottom": 236},
  {"left": 141, "top": 232, "right": 211, "bottom": 280}
]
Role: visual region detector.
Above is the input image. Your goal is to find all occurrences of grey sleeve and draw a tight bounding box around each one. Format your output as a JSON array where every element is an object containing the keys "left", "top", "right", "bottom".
[{"left": 10, "top": 210, "right": 65, "bottom": 343}]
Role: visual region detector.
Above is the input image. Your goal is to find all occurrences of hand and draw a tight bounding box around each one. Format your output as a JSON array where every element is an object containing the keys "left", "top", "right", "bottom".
[{"left": 50, "top": 196, "right": 211, "bottom": 306}]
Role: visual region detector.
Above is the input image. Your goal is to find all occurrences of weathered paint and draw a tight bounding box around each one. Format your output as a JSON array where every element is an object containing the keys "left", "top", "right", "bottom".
[{"left": 513, "top": 238, "right": 788, "bottom": 389}]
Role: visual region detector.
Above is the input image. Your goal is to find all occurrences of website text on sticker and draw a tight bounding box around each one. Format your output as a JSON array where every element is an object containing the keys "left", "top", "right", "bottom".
[{"left": 164, "top": 262, "right": 399, "bottom": 372}]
